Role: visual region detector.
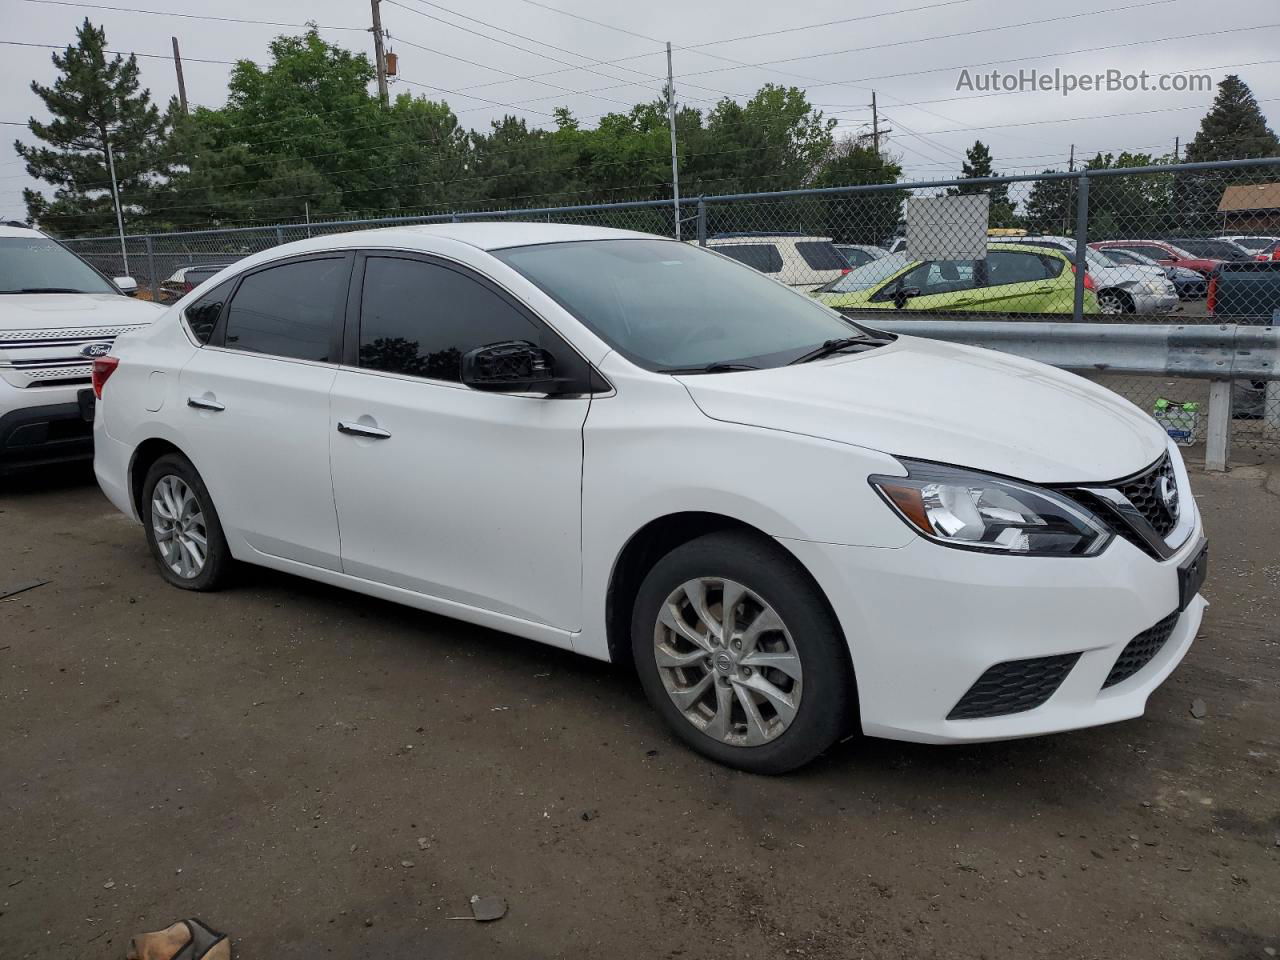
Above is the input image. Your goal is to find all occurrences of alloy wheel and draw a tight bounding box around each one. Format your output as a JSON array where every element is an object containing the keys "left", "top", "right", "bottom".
[
  {"left": 653, "top": 577, "right": 803, "bottom": 746},
  {"left": 151, "top": 475, "right": 208, "bottom": 579}
]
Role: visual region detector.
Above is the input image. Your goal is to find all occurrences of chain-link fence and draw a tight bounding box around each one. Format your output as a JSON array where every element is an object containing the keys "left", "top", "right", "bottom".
[{"left": 61, "top": 157, "right": 1280, "bottom": 459}]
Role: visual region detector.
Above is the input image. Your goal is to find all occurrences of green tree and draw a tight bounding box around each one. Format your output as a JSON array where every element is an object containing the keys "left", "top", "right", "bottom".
[
  {"left": 950, "top": 140, "right": 1016, "bottom": 227},
  {"left": 1175, "top": 74, "right": 1280, "bottom": 233},
  {"left": 812, "top": 138, "right": 903, "bottom": 244},
  {"left": 1022, "top": 171, "right": 1073, "bottom": 236},
  {"left": 1184, "top": 74, "right": 1279, "bottom": 162},
  {"left": 150, "top": 29, "right": 471, "bottom": 228},
  {"left": 15, "top": 18, "right": 171, "bottom": 236}
]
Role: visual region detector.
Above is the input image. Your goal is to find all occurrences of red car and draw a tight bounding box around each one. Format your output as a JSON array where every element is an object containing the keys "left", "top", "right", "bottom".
[{"left": 1089, "top": 240, "right": 1221, "bottom": 277}]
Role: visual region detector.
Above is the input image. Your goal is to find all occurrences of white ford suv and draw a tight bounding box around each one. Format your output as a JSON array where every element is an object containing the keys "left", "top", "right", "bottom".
[
  {"left": 93, "top": 224, "right": 1207, "bottom": 773},
  {"left": 1, "top": 223, "right": 163, "bottom": 473}
]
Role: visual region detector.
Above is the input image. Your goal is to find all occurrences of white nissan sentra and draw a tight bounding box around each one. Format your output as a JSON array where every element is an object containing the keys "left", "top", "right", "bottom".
[{"left": 92, "top": 224, "right": 1207, "bottom": 773}]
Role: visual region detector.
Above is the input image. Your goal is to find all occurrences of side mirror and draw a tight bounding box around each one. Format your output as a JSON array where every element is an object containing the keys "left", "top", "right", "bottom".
[
  {"left": 113, "top": 276, "right": 138, "bottom": 296},
  {"left": 461, "top": 340, "right": 560, "bottom": 393},
  {"left": 893, "top": 287, "right": 921, "bottom": 309}
]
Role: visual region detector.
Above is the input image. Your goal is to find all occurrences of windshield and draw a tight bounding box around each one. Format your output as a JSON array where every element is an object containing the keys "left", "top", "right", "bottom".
[
  {"left": 1174, "top": 239, "right": 1249, "bottom": 260},
  {"left": 0, "top": 236, "right": 119, "bottom": 294},
  {"left": 1227, "top": 236, "right": 1273, "bottom": 252},
  {"left": 825, "top": 252, "right": 912, "bottom": 292},
  {"left": 494, "top": 239, "right": 872, "bottom": 371}
]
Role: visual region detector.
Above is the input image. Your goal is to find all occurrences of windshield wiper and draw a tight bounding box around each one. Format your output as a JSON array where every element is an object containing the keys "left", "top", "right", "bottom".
[
  {"left": 658, "top": 362, "right": 760, "bottom": 374},
  {"left": 788, "top": 336, "right": 889, "bottom": 365},
  {"left": 1, "top": 287, "right": 92, "bottom": 294}
]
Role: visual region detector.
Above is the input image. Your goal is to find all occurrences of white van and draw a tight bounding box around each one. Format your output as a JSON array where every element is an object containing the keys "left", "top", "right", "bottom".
[{"left": 703, "top": 234, "right": 848, "bottom": 292}]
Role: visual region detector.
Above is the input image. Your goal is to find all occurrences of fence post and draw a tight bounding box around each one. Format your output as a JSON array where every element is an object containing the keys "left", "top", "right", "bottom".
[
  {"left": 144, "top": 236, "right": 157, "bottom": 301},
  {"left": 274, "top": 226, "right": 284, "bottom": 246},
  {"left": 1071, "top": 171, "right": 1089, "bottom": 323},
  {"left": 696, "top": 198, "right": 706, "bottom": 247},
  {"left": 1205, "top": 380, "right": 1232, "bottom": 471}
]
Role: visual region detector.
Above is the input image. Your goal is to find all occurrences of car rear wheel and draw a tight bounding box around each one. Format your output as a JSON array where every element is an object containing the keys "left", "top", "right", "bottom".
[
  {"left": 630, "top": 531, "right": 854, "bottom": 774},
  {"left": 141, "top": 453, "right": 232, "bottom": 591}
]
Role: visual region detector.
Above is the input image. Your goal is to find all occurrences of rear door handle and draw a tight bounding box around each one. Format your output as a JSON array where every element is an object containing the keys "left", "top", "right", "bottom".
[
  {"left": 187, "top": 396, "right": 225, "bottom": 411},
  {"left": 337, "top": 420, "right": 391, "bottom": 440}
]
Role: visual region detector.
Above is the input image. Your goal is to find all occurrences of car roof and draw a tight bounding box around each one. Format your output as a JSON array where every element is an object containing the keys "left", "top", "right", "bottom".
[
  {"left": 326, "top": 222, "right": 655, "bottom": 251},
  {"left": 706, "top": 235, "right": 834, "bottom": 244},
  {"left": 0, "top": 224, "right": 44, "bottom": 239}
]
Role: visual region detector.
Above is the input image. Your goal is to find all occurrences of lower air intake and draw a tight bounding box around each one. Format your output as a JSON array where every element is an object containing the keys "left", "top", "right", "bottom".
[
  {"left": 947, "top": 653, "right": 1081, "bottom": 720},
  {"left": 1102, "top": 610, "right": 1180, "bottom": 689}
]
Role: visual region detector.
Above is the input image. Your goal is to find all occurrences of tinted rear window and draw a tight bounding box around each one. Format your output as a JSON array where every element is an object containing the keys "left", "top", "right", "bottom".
[
  {"left": 713, "top": 243, "right": 782, "bottom": 274},
  {"left": 223, "top": 257, "right": 347, "bottom": 362},
  {"left": 795, "top": 241, "right": 847, "bottom": 271}
]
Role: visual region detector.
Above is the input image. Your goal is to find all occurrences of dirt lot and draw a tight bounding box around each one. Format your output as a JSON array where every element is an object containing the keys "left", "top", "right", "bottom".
[{"left": 1, "top": 462, "right": 1278, "bottom": 960}]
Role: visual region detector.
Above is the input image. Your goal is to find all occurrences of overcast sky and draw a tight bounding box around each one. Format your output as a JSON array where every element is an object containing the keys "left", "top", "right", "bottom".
[{"left": 2, "top": 0, "right": 1278, "bottom": 220}]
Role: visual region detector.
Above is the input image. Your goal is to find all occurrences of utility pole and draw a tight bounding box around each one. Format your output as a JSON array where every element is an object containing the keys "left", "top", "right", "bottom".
[
  {"left": 171, "top": 37, "right": 188, "bottom": 114},
  {"left": 1068, "top": 143, "right": 1075, "bottom": 171},
  {"left": 871, "top": 91, "right": 880, "bottom": 155},
  {"left": 666, "top": 41, "right": 681, "bottom": 241},
  {"left": 104, "top": 132, "right": 128, "bottom": 275},
  {"left": 1173, "top": 136, "right": 1180, "bottom": 162},
  {"left": 370, "top": 0, "right": 389, "bottom": 107}
]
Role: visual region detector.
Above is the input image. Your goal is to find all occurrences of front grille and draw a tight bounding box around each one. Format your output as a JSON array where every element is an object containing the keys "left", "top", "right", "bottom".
[
  {"left": 0, "top": 324, "right": 141, "bottom": 343},
  {"left": 947, "top": 653, "right": 1080, "bottom": 720},
  {"left": 1102, "top": 610, "right": 1180, "bottom": 688},
  {"left": 1117, "top": 453, "right": 1178, "bottom": 537}
]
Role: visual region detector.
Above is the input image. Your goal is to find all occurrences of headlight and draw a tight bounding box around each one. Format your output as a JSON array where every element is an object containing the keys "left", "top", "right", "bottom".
[{"left": 870, "top": 461, "right": 1112, "bottom": 557}]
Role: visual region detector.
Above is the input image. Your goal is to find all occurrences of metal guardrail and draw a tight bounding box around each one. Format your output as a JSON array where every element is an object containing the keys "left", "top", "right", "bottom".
[{"left": 868, "top": 320, "right": 1280, "bottom": 471}]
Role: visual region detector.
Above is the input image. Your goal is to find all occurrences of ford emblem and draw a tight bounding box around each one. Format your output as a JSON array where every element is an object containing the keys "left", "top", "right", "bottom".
[{"left": 80, "top": 342, "right": 112, "bottom": 358}]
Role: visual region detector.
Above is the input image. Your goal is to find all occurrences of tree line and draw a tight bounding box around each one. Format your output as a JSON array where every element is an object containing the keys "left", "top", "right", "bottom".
[{"left": 13, "top": 19, "right": 1279, "bottom": 241}]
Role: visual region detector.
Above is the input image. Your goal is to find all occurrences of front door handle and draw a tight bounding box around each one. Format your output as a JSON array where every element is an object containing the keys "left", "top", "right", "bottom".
[
  {"left": 337, "top": 420, "right": 391, "bottom": 440},
  {"left": 187, "top": 396, "right": 225, "bottom": 411}
]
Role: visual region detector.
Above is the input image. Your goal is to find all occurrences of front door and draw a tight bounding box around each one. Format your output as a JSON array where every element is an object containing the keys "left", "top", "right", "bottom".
[{"left": 328, "top": 253, "right": 589, "bottom": 632}]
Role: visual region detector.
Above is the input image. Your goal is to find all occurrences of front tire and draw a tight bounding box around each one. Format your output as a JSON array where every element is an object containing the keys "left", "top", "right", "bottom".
[
  {"left": 141, "top": 453, "right": 232, "bottom": 591},
  {"left": 630, "top": 531, "right": 854, "bottom": 774},
  {"left": 1098, "top": 290, "right": 1134, "bottom": 315}
]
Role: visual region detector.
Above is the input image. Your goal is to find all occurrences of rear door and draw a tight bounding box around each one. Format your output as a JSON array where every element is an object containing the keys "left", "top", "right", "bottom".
[
  {"left": 977, "top": 250, "right": 1067, "bottom": 313},
  {"left": 328, "top": 252, "right": 590, "bottom": 632},
  {"left": 177, "top": 253, "right": 351, "bottom": 570}
]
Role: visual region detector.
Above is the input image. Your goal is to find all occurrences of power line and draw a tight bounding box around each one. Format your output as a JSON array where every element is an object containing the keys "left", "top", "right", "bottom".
[
  {"left": 0, "top": 38, "right": 251, "bottom": 66},
  {"left": 505, "top": 0, "right": 663, "bottom": 45},
  {"left": 19, "top": 0, "right": 368, "bottom": 32}
]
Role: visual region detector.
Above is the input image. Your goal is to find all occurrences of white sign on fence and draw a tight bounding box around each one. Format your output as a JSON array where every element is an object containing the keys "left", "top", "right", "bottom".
[{"left": 903, "top": 194, "right": 990, "bottom": 260}]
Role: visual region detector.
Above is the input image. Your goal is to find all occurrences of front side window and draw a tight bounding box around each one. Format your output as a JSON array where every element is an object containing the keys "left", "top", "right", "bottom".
[
  {"left": 711, "top": 243, "right": 783, "bottom": 274},
  {"left": 222, "top": 257, "right": 347, "bottom": 362},
  {"left": 358, "top": 256, "right": 538, "bottom": 382},
  {"left": 184, "top": 279, "right": 234, "bottom": 345},
  {"left": 826, "top": 252, "right": 912, "bottom": 292},
  {"left": 495, "top": 239, "right": 872, "bottom": 371},
  {"left": 897, "top": 259, "right": 979, "bottom": 295},
  {"left": 0, "top": 236, "right": 118, "bottom": 295}
]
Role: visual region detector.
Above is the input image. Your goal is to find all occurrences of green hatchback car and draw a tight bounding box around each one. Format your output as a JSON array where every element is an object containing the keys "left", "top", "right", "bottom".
[{"left": 812, "top": 243, "right": 1099, "bottom": 315}]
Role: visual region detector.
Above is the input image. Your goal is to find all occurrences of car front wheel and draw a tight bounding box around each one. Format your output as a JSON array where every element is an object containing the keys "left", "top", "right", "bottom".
[{"left": 631, "top": 531, "right": 854, "bottom": 774}]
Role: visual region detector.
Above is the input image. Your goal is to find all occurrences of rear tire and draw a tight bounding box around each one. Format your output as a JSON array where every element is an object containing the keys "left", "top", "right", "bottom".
[
  {"left": 141, "top": 453, "right": 232, "bottom": 591},
  {"left": 630, "top": 531, "right": 854, "bottom": 774}
]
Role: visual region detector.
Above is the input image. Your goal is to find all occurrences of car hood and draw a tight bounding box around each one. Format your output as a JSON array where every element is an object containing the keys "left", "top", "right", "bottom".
[
  {"left": 0, "top": 292, "right": 165, "bottom": 330},
  {"left": 678, "top": 336, "right": 1166, "bottom": 484}
]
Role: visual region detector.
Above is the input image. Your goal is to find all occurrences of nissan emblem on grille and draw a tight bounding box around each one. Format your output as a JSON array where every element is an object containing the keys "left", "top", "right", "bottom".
[
  {"left": 1158, "top": 475, "right": 1180, "bottom": 521},
  {"left": 79, "top": 342, "right": 112, "bottom": 358}
]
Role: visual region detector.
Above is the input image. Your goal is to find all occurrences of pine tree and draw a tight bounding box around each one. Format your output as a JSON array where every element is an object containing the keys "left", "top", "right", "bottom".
[
  {"left": 14, "top": 19, "right": 171, "bottom": 236},
  {"left": 1175, "top": 75, "right": 1278, "bottom": 231},
  {"left": 951, "top": 140, "right": 1016, "bottom": 227},
  {"left": 1183, "top": 75, "right": 1279, "bottom": 162}
]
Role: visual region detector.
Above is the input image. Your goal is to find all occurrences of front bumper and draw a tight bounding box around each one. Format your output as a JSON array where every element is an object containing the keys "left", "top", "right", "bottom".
[
  {"left": 1131, "top": 289, "right": 1180, "bottom": 314},
  {"left": 0, "top": 378, "right": 94, "bottom": 473},
  {"left": 780, "top": 515, "right": 1205, "bottom": 744}
]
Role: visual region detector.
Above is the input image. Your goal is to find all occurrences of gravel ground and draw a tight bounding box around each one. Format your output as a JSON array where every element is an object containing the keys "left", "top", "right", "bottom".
[{"left": 1, "top": 462, "right": 1277, "bottom": 960}]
